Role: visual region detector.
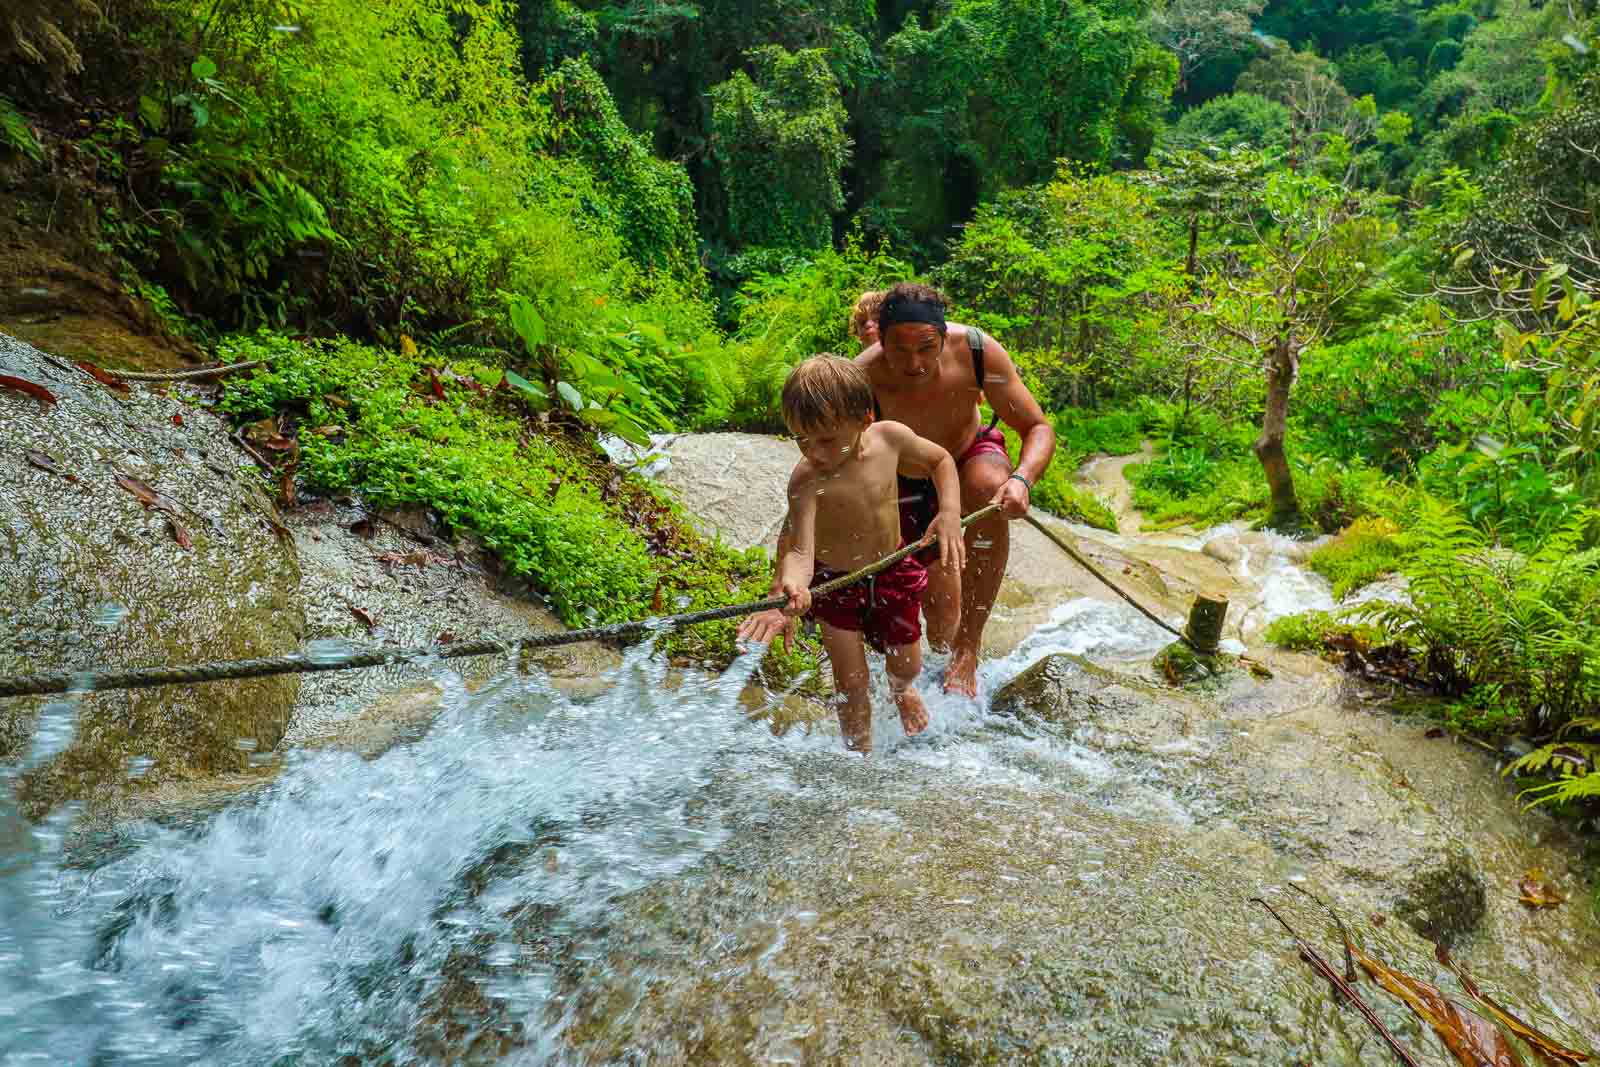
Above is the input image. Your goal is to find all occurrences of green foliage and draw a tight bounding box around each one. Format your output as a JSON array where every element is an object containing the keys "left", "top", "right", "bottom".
[
  {"left": 1162, "top": 92, "right": 1292, "bottom": 151},
  {"left": 1263, "top": 608, "right": 1383, "bottom": 651},
  {"left": 215, "top": 330, "right": 809, "bottom": 676},
  {"left": 0, "top": 96, "right": 41, "bottom": 161},
  {"left": 1307, "top": 515, "right": 1404, "bottom": 597},
  {"left": 726, "top": 240, "right": 914, "bottom": 428},
  {"left": 708, "top": 46, "right": 850, "bottom": 252},
  {"left": 940, "top": 168, "right": 1181, "bottom": 411},
  {"left": 1354, "top": 501, "right": 1600, "bottom": 739},
  {"left": 870, "top": 0, "right": 1177, "bottom": 255},
  {"left": 536, "top": 58, "right": 702, "bottom": 284}
]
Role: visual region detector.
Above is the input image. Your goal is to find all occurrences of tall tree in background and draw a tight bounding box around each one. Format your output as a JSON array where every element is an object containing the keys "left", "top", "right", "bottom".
[
  {"left": 708, "top": 46, "right": 850, "bottom": 252},
  {"left": 868, "top": 0, "right": 1176, "bottom": 257},
  {"left": 1182, "top": 165, "right": 1388, "bottom": 527},
  {"left": 1145, "top": 0, "right": 1266, "bottom": 97}
]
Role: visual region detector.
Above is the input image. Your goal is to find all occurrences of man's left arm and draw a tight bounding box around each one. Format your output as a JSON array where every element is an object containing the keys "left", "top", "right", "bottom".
[{"left": 980, "top": 336, "right": 1056, "bottom": 518}]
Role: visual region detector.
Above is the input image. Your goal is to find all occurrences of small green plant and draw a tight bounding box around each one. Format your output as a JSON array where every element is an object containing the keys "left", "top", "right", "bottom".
[
  {"left": 1308, "top": 516, "right": 1405, "bottom": 597},
  {"left": 0, "top": 95, "right": 41, "bottom": 161},
  {"left": 1262, "top": 609, "right": 1383, "bottom": 652}
]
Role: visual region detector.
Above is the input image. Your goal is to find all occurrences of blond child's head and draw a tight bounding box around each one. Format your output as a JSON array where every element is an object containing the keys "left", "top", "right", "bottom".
[
  {"left": 849, "top": 290, "right": 886, "bottom": 345},
  {"left": 782, "top": 355, "right": 875, "bottom": 467}
]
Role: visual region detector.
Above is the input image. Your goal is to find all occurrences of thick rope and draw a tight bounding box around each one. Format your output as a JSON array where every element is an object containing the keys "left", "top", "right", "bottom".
[
  {"left": 0, "top": 506, "right": 1001, "bottom": 699},
  {"left": 112, "top": 360, "right": 271, "bottom": 382},
  {"left": 1021, "top": 514, "right": 1189, "bottom": 645}
]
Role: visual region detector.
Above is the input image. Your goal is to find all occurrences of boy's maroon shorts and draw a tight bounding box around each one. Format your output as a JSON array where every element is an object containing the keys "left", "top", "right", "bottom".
[{"left": 807, "top": 553, "right": 928, "bottom": 653}]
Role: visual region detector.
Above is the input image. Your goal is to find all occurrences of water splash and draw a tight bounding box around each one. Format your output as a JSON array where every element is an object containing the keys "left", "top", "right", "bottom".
[{"left": 0, "top": 637, "right": 770, "bottom": 1064}]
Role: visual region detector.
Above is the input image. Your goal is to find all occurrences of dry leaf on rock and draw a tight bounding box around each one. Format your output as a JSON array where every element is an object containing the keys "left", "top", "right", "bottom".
[
  {"left": 0, "top": 373, "right": 57, "bottom": 405},
  {"left": 1517, "top": 870, "right": 1565, "bottom": 909},
  {"left": 1355, "top": 944, "right": 1527, "bottom": 1067},
  {"left": 1435, "top": 945, "right": 1591, "bottom": 1065}
]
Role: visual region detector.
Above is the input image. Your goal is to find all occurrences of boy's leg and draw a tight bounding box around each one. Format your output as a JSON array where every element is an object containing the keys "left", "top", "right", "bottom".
[
  {"left": 885, "top": 641, "right": 929, "bottom": 737},
  {"left": 818, "top": 622, "right": 873, "bottom": 755}
]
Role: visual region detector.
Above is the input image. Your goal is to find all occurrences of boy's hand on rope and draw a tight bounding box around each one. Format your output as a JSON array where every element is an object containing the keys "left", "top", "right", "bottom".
[
  {"left": 739, "top": 583, "right": 808, "bottom": 652},
  {"left": 925, "top": 512, "right": 966, "bottom": 571}
]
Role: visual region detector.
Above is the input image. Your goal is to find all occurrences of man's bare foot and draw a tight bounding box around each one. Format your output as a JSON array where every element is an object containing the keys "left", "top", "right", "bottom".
[
  {"left": 895, "top": 687, "right": 929, "bottom": 736},
  {"left": 943, "top": 648, "right": 980, "bottom": 698}
]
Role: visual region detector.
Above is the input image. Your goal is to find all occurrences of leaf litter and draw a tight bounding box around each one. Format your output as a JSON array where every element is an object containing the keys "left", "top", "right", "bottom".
[
  {"left": 1258, "top": 885, "right": 1593, "bottom": 1067},
  {"left": 113, "top": 473, "right": 193, "bottom": 550}
]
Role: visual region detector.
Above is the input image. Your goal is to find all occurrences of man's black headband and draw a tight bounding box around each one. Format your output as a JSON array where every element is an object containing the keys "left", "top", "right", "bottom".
[{"left": 878, "top": 294, "right": 946, "bottom": 331}]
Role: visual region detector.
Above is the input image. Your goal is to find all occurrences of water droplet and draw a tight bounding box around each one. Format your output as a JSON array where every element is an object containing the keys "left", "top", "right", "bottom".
[
  {"left": 272, "top": 23, "right": 301, "bottom": 32},
  {"left": 90, "top": 601, "right": 129, "bottom": 629}
]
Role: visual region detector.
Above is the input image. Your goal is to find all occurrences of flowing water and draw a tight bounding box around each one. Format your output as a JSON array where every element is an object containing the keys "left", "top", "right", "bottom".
[{"left": 4, "top": 538, "right": 1598, "bottom": 1065}]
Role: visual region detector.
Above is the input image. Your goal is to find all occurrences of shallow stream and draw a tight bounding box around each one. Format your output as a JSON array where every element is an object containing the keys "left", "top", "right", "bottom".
[{"left": 4, "top": 525, "right": 1598, "bottom": 1065}]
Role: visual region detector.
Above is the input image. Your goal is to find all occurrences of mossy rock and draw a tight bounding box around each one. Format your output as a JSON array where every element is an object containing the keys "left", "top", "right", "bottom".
[
  {"left": 1151, "top": 640, "right": 1234, "bottom": 687},
  {"left": 1, "top": 332, "right": 305, "bottom": 813}
]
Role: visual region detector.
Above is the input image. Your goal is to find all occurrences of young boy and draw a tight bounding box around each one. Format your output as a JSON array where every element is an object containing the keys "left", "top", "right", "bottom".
[
  {"left": 738, "top": 355, "right": 965, "bottom": 754},
  {"left": 848, "top": 290, "right": 886, "bottom": 348}
]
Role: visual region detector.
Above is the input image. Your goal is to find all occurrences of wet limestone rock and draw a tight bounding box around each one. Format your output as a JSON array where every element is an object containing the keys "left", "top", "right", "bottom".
[
  {"left": 1395, "top": 845, "right": 1488, "bottom": 948},
  {"left": 988, "top": 652, "right": 1490, "bottom": 943},
  {"left": 0, "top": 332, "right": 304, "bottom": 810}
]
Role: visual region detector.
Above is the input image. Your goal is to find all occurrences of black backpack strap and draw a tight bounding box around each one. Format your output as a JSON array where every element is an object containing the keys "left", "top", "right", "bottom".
[{"left": 968, "top": 326, "right": 1000, "bottom": 431}]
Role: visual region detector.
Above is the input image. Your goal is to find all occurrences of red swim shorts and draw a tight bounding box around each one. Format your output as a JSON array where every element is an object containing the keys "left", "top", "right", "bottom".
[
  {"left": 807, "top": 552, "right": 929, "bottom": 653},
  {"left": 898, "top": 426, "right": 1010, "bottom": 563}
]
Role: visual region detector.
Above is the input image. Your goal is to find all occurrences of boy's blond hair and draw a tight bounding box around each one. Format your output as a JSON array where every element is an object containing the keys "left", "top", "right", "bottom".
[
  {"left": 848, "top": 290, "right": 886, "bottom": 342},
  {"left": 782, "top": 354, "right": 874, "bottom": 432}
]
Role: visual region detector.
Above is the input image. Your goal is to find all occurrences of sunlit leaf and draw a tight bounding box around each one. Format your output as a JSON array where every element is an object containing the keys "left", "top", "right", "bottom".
[
  {"left": 1435, "top": 945, "right": 1592, "bottom": 1065},
  {"left": 502, "top": 369, "right": 547, "bottom": 405},
  {"left": 191, "top": 55, "right": 217, "bottom": 80},
  {"left": 1354, "top": 945, "right": 1528, "bottom": 1067},
  {"left": 557, "top": 380, "right": 583, "bottom": 411}
]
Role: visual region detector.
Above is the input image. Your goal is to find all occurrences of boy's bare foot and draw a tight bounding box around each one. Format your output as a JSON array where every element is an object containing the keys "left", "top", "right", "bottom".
[
  {"left": 895, "top": 687, "right": 929, "bottom": 736},
  {"left": 943, "top": 647, "right": 979, "bottom": 698},
  {"left": 838, "top": 702, "right": 872, "bottom": 755}
]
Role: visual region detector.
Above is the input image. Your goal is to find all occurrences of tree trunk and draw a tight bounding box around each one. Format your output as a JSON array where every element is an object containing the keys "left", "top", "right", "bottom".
[
  {"left": 1254, "top": 335, "right": 1302, "bottom": 530},
  {"left": 1186, "top": 214, "right": 1199, "bottom": 279}
]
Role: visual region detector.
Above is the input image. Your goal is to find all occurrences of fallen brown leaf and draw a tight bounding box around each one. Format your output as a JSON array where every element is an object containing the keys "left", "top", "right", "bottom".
[
  {"left": 1517, "top": 870, "right": 1565, "bottom": 910},
  {"left": 165, "top": 514, "right": 193, "bottom": 550},
  {"left": 349, "top": 605, "right": 376, "bottom": 630},
  {"left": 435, "top": 631, "right": 456, "bottom": 645},
  {"left": 376, "top": 549, "right": 438, "bottom": 568},
  {"left": 1354, "top": 944, "right": 1527, "bottom": 1067},
  {"left": 26, "top": 450, "right": 64, "bottom": 476},
  {"left": 427, "top": 366, "right": 446, "bottom": 401},
  {"left": 1425, "top": 726, "right": 1446, "bottom": 739},
  {"left": 171, "top": 412, "right": 184, "bottom": 427},
  {"left": 0, "top": 373, "right": 57, "bottom": 406},
  {"left": 350, "top": 517, "right": 377, "bottom": 540},
  {"left": 113, "top": 472, "right": 174, "bottom": 511},
  {"left": 1436, "top": 945, "right": 1592, "bottom": 1064},
  {"left": 651, "top": 580, "right": 666, "bottom": 614},
  {"left": 75, "top": 360, "right": 129, "bottom": 392}
]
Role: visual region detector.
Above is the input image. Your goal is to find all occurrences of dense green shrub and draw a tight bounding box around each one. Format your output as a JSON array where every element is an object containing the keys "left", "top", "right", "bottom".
[
  {"left": 1263, "top": 609, "right": 1385, "bottom": 652},
  {"left": 214, "top": 332, "right": 811, "bottom": 681},
  {"left": 1354, "top": 502, "right": 1600, "bottom": 740},
  {"left": 1307, "top": 515, "right": 1405, "bottom": 597}
]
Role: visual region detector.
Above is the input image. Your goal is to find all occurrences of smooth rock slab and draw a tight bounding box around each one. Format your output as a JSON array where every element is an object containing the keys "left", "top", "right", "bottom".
[{"left": 0, "top": 332, "right": 303, "bottom": 811}]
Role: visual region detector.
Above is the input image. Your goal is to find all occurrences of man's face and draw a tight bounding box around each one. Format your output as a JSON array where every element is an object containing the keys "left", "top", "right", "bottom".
[
  {"left": 791, "top": 414, "right": 869, "bottom": 473},
  {"left": 881, "top": 323, "right": 944, "bottom": 380}
]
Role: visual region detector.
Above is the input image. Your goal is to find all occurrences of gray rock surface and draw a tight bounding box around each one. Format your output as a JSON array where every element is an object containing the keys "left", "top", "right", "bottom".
[{"left": 1, "top": 331, "right": 303, "bottom": 811}]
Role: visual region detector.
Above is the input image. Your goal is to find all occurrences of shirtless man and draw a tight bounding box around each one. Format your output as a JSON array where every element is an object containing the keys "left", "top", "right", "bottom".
[
  {"left": 858, "top": 283, "right": 1056, "bottom": 696},
  {"left": 738, "top": 355, "right": 964, "bottom": 753}
]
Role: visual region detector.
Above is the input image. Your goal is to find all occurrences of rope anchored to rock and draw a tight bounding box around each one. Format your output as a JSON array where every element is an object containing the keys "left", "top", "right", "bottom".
[{"left": 0, "top": 504, "right": 1219, "bottom": 699}]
